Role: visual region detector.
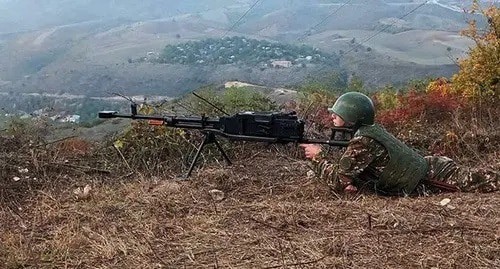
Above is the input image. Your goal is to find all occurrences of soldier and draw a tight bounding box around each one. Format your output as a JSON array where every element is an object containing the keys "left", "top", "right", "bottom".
[{"left": 300, "top": 92, "right": 498, "bottom": 196}]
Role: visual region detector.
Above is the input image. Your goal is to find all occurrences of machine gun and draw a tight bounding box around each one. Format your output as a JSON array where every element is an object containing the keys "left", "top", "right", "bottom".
[{"left": 98, "top": 98, "right": 352, "bottom": 178}]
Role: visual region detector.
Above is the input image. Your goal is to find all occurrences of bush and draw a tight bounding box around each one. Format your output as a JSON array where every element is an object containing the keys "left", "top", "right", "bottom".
[
  {"left": 111, "top": 121, "right": 195, "bottom": 175},
  {"left": 375, "top": 82, "right": 464, "bottom": 127},
  {"left": 222, "top": 87, "right": 276, "bottom": 113},
  {"left": 372, "top": 87, "right": 400, "bottom": 111}
]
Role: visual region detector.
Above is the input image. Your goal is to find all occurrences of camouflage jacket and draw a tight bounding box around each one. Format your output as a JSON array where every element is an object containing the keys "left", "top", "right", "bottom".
[
  {"left": 312, "top": 136, "right": 389, "bottom": 192},
  {"left": 313, "top": 137, "right": 499, "bottom": 194}
]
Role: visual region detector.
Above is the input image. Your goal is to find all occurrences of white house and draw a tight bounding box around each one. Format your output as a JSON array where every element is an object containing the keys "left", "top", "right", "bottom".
[{"left": 271, "top": 60, "right": 292, "bottom": 68}]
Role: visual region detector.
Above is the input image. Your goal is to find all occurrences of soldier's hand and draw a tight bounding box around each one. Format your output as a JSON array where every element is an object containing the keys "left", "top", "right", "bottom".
[
  {"left": 344, "top": 184, "right": 358, "bottom": 193},
  {"left": 299, "top": 144, "right": 322, "bottom": 160}
]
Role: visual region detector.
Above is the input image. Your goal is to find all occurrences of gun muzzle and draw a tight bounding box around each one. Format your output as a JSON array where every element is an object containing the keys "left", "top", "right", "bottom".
[{"left": 98, "top": 111, "right": 118, "bottom": 118}]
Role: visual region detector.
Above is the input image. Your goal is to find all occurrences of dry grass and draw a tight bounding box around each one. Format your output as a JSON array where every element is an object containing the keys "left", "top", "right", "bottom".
[
  {"left": 1, "top": 103, "right": 499, "bottom": 268},
  {"left": 1, "top": 152, "right": 499, "bottom": 269}
]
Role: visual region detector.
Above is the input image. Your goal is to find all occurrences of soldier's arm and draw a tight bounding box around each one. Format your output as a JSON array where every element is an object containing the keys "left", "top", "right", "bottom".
[
  {"left": 311, "top": 137, "right": 383, "bottom": 192},
  {"left": 310, "top": 141, "right": 361, "bottom": 191},
  {"left": 337, "top": 136, "right": 384, "bottom": 186},
  {"left": 311, "top": 157, "right": 345, "bottom": 191}
]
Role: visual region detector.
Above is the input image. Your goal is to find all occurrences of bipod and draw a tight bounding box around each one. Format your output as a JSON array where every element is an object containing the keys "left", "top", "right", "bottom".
[{"left": 185, "top": 131, "right": 232, "bottom": 178}]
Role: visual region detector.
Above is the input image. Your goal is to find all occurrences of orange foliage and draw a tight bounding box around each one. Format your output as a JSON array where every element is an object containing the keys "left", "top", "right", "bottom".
[{"left": 375, "top": 85, "right": 464, "bottom": 127}]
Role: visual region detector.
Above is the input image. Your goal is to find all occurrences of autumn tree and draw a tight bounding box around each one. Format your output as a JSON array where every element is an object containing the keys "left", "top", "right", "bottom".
[{"left": 451, "top": 2, "right": 499, "bottom": 101}]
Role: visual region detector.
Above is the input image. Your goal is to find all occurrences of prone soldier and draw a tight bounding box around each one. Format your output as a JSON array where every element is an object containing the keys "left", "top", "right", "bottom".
[{"left": 300, "top": 92, "right": 498, "bottom": 196}]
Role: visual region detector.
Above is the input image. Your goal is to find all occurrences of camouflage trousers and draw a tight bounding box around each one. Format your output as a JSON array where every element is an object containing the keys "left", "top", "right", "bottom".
[{"left": 417, "top": 156, "right": 499, "bottom": 194}]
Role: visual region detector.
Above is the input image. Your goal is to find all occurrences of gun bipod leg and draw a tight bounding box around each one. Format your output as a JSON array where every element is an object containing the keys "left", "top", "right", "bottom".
[
  {"left": 185, "top": 131, "right": 231, "bottom": 178},
  {"left": 213, "top": 137, "right": 232, "bottom": 165}
]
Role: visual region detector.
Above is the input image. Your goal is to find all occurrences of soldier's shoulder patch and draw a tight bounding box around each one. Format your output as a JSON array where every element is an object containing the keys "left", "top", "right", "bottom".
[
  {"left": 339, "top": 157, "right": 353, "bottom": 172},
  {"left": 357, "top": 136, "right": 377, "bottom": 145}
]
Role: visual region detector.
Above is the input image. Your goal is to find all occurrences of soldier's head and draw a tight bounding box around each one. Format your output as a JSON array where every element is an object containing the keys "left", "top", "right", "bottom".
[{"left": 328, "top": 92, "right": 375, "bottom": 128}]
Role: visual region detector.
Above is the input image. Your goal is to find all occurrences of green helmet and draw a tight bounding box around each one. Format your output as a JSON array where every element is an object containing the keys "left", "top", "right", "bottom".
[{"left": 328, "top": 92, "right": 375, "bottom": 126}]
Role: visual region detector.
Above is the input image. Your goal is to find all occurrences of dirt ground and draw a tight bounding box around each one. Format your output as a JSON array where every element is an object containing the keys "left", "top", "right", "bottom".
[{"left": 1, "top": 149, "right": 498, "bottom": 268}]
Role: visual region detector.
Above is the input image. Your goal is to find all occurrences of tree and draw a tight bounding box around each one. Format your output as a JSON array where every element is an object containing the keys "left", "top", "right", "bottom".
[{"left": 451, "top": 2, "right": 499, "bottom": 100}]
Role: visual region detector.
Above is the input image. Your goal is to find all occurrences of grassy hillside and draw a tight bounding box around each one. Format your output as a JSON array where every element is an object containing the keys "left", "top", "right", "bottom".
[{"left": 0, "top": 87, "right": 498, "bottom": 268}]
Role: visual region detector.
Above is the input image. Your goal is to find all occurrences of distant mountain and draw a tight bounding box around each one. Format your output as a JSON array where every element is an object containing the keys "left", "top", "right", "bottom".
[
  {"left": 1, "top": 0, "right": 491, "bottom": 34},
  {"left": 0, "top": 0, "right": 253, "bottom": 33},
  {"left": 0, "top": 0, "right": 494, "bottom": 98}
]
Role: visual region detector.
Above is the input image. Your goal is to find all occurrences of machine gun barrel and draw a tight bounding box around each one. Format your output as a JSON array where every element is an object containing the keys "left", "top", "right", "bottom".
[{"left": 98, "top": 110, "right": 220, "bottom": 129}]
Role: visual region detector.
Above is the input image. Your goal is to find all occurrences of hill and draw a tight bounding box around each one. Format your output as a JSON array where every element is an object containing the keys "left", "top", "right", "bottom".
[{"left": 0, "top": 0, "right": 490, "bottom": 98}]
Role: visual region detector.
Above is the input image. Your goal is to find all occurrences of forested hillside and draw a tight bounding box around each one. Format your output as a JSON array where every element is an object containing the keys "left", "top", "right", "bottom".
[{"left": 154, "top": 36, "right": 338, "bottom": 66}]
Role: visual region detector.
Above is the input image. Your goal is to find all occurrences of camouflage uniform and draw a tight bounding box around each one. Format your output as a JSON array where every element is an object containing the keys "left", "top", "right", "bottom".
[
  {"left": 422, "top": 155, "right": 498, "bottom": 194},
  {"left": 315, "top": 91, "right": 498, "bottom": 195},
  {"left": 312, "top": 136, "right": 499, "bottom": 195}
]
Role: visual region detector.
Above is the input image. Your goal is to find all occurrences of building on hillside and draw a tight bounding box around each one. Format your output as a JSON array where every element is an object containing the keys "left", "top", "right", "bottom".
[
  {"left": 49, "top": 113, "right": 81, "bottom": 123},
  {"left": 270, "top": 60, "right": 292, "bottom": 68},
  {"left": 62, "top": 115, "right": 81, "bottom": 123},
  {"left": 32, "top": 108, "right": 52, "bottom": 117}
]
